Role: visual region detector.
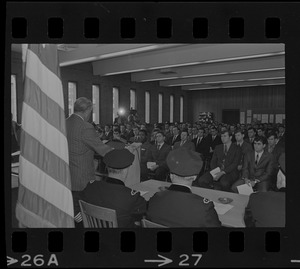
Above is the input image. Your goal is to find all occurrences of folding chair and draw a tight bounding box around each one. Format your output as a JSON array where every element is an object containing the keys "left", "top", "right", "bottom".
[{"left": 79, "top": 200, "right": 118, "bottom": 228}]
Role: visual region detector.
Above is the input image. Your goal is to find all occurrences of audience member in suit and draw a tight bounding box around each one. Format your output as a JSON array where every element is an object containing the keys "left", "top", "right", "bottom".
[
  {"left": 267, "top": 132, "right": 285, "bottom": 189},
  {"left": 167, "top": 126, "right": 181, "bottom": 146},
  {"left": 244, "top": 127, "right": 257, "bottom": 149},
  {"left": 192, "top": 128, "right": 210, "bottom": 159},
  {"left": 173, "top": 129, "right": 195, "bottom": 151},
  {"left": 277, "top": 124, "right": 285, "bottom": 148},
  {"left": 112, "top": 127, "right": 127, "bottom": 144},
  {"left": 101, "top": 124, "right": 113, "bottom": 141},
  {"left": 125, "top": 123, "right": 134, "bottom": 141},
  {"left": 139, "top": 130, "right": 152, "bottom": 181},
  {"left": 197, "top": 130, "right": 242, "bottom": 192},
  {"left": 129, "top": 126, "right": 141, "bottom": 143},
  {"left": 82, "top": 149, "right": 147, "bottom": 228},
  {"left": 66, "top": 97, "right": 113, "bottom": 218},
  {"left": 207, "top": 126, "right": 222, "bottom": 155},
  {"left": 257, "top": 127, "right": 266, "bottom": 137},
  {"left": 147, "top": 148, "right": 221, "bottom": 227},
  {"left": 189, "top": 127, "right": 199, "bottom": 141},
  {"left": 231, "top": 136, "right": 274, "bottom": 192},
  {"left": 145, "top": 131, "right": 172, "bottom": 181},
  {"left": 150, "top": 128, "right": 160, "bottom": 145},
  {"left": 243, "top": 152, "right": 285, "bottom": 227},
  {"left": 234, "top": 129, "right": 253, "bottom": 174},
  {"left": 229, "top": 125, "right": 237, "bottom": 143},
  {"left": 119, "top": 124, "right": 128, "bottom": 141}
]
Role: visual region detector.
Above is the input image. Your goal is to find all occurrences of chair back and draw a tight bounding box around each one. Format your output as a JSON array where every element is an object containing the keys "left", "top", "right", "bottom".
[
  {"left": 79, "top": 200, "right": 118, "bottom": 228},
  {"left": 141, "top": 218, "right": 167, "bottom": 228}
]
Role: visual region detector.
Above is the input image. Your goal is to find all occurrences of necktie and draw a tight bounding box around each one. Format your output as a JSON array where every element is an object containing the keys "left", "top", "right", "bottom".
[
  {"left": 197, "top": 137, "right": 200, "bottom": 146},
  {"left": 255, "top": 154, "right": 259, "bottom": 165},
  {"left": 172, "top": 135, "right": 176, "bottom": 144},
  {"left": 157, "top": 144, "right": 160, "bottom": 150},
  {"left": 224, "top": 144, "right": 228, "bottom": 155}
]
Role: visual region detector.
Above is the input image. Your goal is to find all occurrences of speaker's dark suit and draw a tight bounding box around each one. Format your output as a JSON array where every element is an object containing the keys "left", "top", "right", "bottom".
[
  {"left": 198, "top": 143, "right": 242, "bottom": 191},
  {"left": 244, "top": 190, "right": 285, "bottom": 227},
  {"left": 82, "top": 177, "right": 147, "bottom": 227},
  {"left": 147, "top": 184, "right": 221, "bottom": 227}
]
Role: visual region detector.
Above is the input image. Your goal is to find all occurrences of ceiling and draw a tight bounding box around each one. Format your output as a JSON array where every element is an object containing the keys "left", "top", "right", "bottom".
[{"left": 12, "top": 43, "right": 285, "bottom": 91}]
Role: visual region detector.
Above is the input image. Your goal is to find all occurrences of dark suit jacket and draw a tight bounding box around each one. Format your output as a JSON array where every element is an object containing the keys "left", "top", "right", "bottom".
[
  {"left": 167, "top": 134, "right": 181, "bottom": 146},
  {"left": 102, "top": 131, "right": 113, "bottom": 141},
  {"left": 82, "top": 177, "right": 147, "bottom": 227},
  {"left": 207, "top": 134, "right": 222, "bottom": 150},
  {"left": 173, "top": 140, "right": 195, "bottom": 151},
  {"left": 244, "top": 137, "right": 256, "bottom": 149},
  {"left": 192, "top": 136, "right": 210, "bottom": 157},
  {"left": 236, "top": 141, "right": 253, "bottom": 165},
  {"left": 211, "top": 143, "right": 242, "bottom": 175},
  {"left": 244, "top": 190, "right": 285, "bottom": 227},
  {"left": 66, "top": 114, "right": 112, "bottom": 191},
  {"left": 242, "top": 150, "right": 274, "bottom": 182},
  {"left": 147, "top": 142, "right": 172, "bottom": 169},
  {"left": 147, "top": 184, "right": 221, "bottom": 227}
]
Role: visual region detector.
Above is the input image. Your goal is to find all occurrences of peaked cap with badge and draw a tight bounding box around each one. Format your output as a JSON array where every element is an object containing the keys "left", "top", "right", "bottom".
[
  {"left": 103, "top": 148, "right": 134, "bottom": 169},
  {"left": 167, "top": 147, "right": 203, "bottom": 177}
]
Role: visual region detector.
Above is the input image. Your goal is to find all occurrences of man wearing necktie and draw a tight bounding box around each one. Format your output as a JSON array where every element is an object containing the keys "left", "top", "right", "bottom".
[
  {"left": 197, "top": 130, "right": 242, "bottom": 192},
  {"left": 231, "top": 136, "right": 274, "bottom": 192},
  {"left": 173, "top": 129, "right": 195, "bottom": 151},
  {"left": 245, "top": 127, "right": 257, "bottom": 149}
]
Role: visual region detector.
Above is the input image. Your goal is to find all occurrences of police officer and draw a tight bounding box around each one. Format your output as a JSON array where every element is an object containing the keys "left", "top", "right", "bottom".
[
  {"left": 82, "top": 148, "right": 147, "bottom": 227},
  {"left": 146, "top": 147, "right": 222, "bottom": 227}
]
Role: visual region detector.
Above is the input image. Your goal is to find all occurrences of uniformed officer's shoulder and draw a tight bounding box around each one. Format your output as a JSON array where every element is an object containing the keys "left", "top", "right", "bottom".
[
  {"left": 202, "top": 197, "right": 213, "bottom": 204},
  {"left": 130, "top": 189, "right": 140, "bottom": 196}
]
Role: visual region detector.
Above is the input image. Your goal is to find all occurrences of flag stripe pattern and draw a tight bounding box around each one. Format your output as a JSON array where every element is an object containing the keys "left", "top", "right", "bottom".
[{"left": 16, "top": 44, "right": 74, "bottom": 228}]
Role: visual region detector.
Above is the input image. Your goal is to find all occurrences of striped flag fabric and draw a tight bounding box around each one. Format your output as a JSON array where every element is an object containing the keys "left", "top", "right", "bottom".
[{"left": 16, "top": 44, "right": 74, "bottom": 227}]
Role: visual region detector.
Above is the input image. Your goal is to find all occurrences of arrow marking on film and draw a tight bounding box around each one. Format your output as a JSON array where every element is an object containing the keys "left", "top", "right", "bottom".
[
  {"left": 145, "top": 254, "right": 173, "bottom": 267},
  {"left": 7, "top": 256, "right": 18, "bottom": 266}
]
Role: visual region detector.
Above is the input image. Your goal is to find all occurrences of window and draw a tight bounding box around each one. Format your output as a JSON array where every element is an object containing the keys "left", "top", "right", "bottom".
[
  {"left": 112, "top": 87, "right": 119, "bottom": 123},
  {"left": 11, "top": 75, "right": 17, "bottom": 121},
  {"left": 68, "top": 82, "right": 77, "bottom": 116},
  {"left": 158, "top": 93, "right": 163, "bottom": 123},
  {"left": 130, "top": 89, "right": 136, "bottom": 110},
  {"left": 170, "top": 94, "right": 174, "bottom": 123},
  {"left": 92, "top": 85, "right": 100, "bottom": 124},
  {"left": 145, "top": 91, "right": 150, "bottom": 123},
  {"left": 180, "top": 96, "right": 184, "bottom": 122}
]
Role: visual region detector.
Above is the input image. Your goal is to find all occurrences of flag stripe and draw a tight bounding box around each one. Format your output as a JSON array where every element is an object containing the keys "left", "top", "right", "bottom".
[
  {"left": 17, "top": 184, "right": 74, "bottom": 227},
  {"left": 22, "top": 103, "right": 69, "bottom": 163},
  {"left": 25, "top": 49, "right": 64, "bottom": 109},
  {"left": 24, "top": 78, "right": 66, "bottom": 136},
  {"left": 19, "top": 156, "right": 74, "bottom": 216},
  {"left": 20, "top": 130, "right": 71, "bottom": 189},
  {"left": 28, "top": 45, "right": 60, "bottom": 77}
]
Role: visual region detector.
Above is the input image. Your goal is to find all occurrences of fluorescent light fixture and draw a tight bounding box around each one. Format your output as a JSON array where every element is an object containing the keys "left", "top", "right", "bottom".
[
  {"left": 207, "top": 79, "right": 245, "bottom": 84},
  {"left": 148, "top": 62, "right": 201, "bottom": 70},
  {"left": 140, "top": 76, "right": 179, "bottom": 82},
  {"left": 167, "top": 82, "right": 204, "bottom": 87},
  {"left": 188, "top": 84, "right": 260, "bottom": 91},
  {"left": 230, "top": 67, "right": 285, "bottom": 74},
  {"left": 181, "top": 72, "right": 228, "bottom": 79},
  {"left": 259, "top": 83, "right": 285, "bottom": 86},
  {"left": 247, "top": 76, "right": 285, "bottom": 81},
  {"left": 104, "top": 69, "right": 146, "bottom": 76},
  {"left": 99, "top": 45, "right": 161, "bottom": 58}
]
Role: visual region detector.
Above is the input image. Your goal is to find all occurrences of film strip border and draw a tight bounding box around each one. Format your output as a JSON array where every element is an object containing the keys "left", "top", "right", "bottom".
[
  {"left": 6, "top": 2, "right": 291, "bottom": 42},
  {"left": 7, "top": 229, "right": 294, "bottom": 267}
]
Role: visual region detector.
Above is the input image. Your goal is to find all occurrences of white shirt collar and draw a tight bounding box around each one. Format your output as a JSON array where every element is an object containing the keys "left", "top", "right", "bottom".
[
  {"left": 254, "top": 151, "right": 264, "bottom": 160},
  {"left": 74, "top": 113, "right": 84, "bottom": 121},
  {"left": 172, "top": 183, "right": 192, "bottom": 190}
]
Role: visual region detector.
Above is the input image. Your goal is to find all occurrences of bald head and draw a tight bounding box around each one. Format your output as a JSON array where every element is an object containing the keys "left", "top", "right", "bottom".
[{"left": 74, "top": 97, "right": 93, "bottom": 121}]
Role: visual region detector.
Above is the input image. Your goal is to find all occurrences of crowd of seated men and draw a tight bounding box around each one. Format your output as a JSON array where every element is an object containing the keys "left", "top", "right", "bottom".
[{"left": 93, "top": 119, "right": 285, "bottom": 189}]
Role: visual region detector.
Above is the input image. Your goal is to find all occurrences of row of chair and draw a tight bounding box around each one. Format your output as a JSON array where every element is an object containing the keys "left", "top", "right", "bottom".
[{"left": 79, "top": 200, "right": 167, "bottom": 228}]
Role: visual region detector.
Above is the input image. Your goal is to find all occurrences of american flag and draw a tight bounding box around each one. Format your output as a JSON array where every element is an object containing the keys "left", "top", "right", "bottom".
[{"left": 15, "top": 44, "right": 74, "bottom": 227}]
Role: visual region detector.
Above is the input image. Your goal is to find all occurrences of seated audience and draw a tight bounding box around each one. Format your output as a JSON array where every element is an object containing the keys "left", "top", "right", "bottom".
[
  {"left": 197, "top": 130, "right": 242, "bottom": 192},
  {"left": 231, "top": 136, "right": 274, "bottom": 192},
  {"left": 167, "top": 125, "right": 181, "bottom": 146},
  {"left": 192, "top": 127, "right": 210, "bottom": 159},
  {"left": 129, "top": 126, "right": 141, "bottom": 143},
  {"left": 101, "top": 124, "right": 113, "bottom": 141},
  {"left": 207, "top": 126, "right": 222, "bottom": 156},
  {"left": 173, "top": 129, "right": 195, "bottom": 151},
  {"left": 245, "top": 127, "right": 257, "bottom": 149},
  {"left": 82, "top": 148, "right": 147, "bottom": 228},
  {"left": 243, "top": 152, "right": 285, "bottom": 227},
  {"left": 234, "top": 129, "right": 253, "bottom": 173},
  {"left": 146, "top": 147, "right": 221, "bottom": 227},
  {"left": 144, "top": 131, "right": 171, "bottom": 181}
]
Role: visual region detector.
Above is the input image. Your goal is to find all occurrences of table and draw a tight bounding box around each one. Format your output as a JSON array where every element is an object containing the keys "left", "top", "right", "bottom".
[{"left": 131, "top": 180, "right": 250, "bottom": 227}]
